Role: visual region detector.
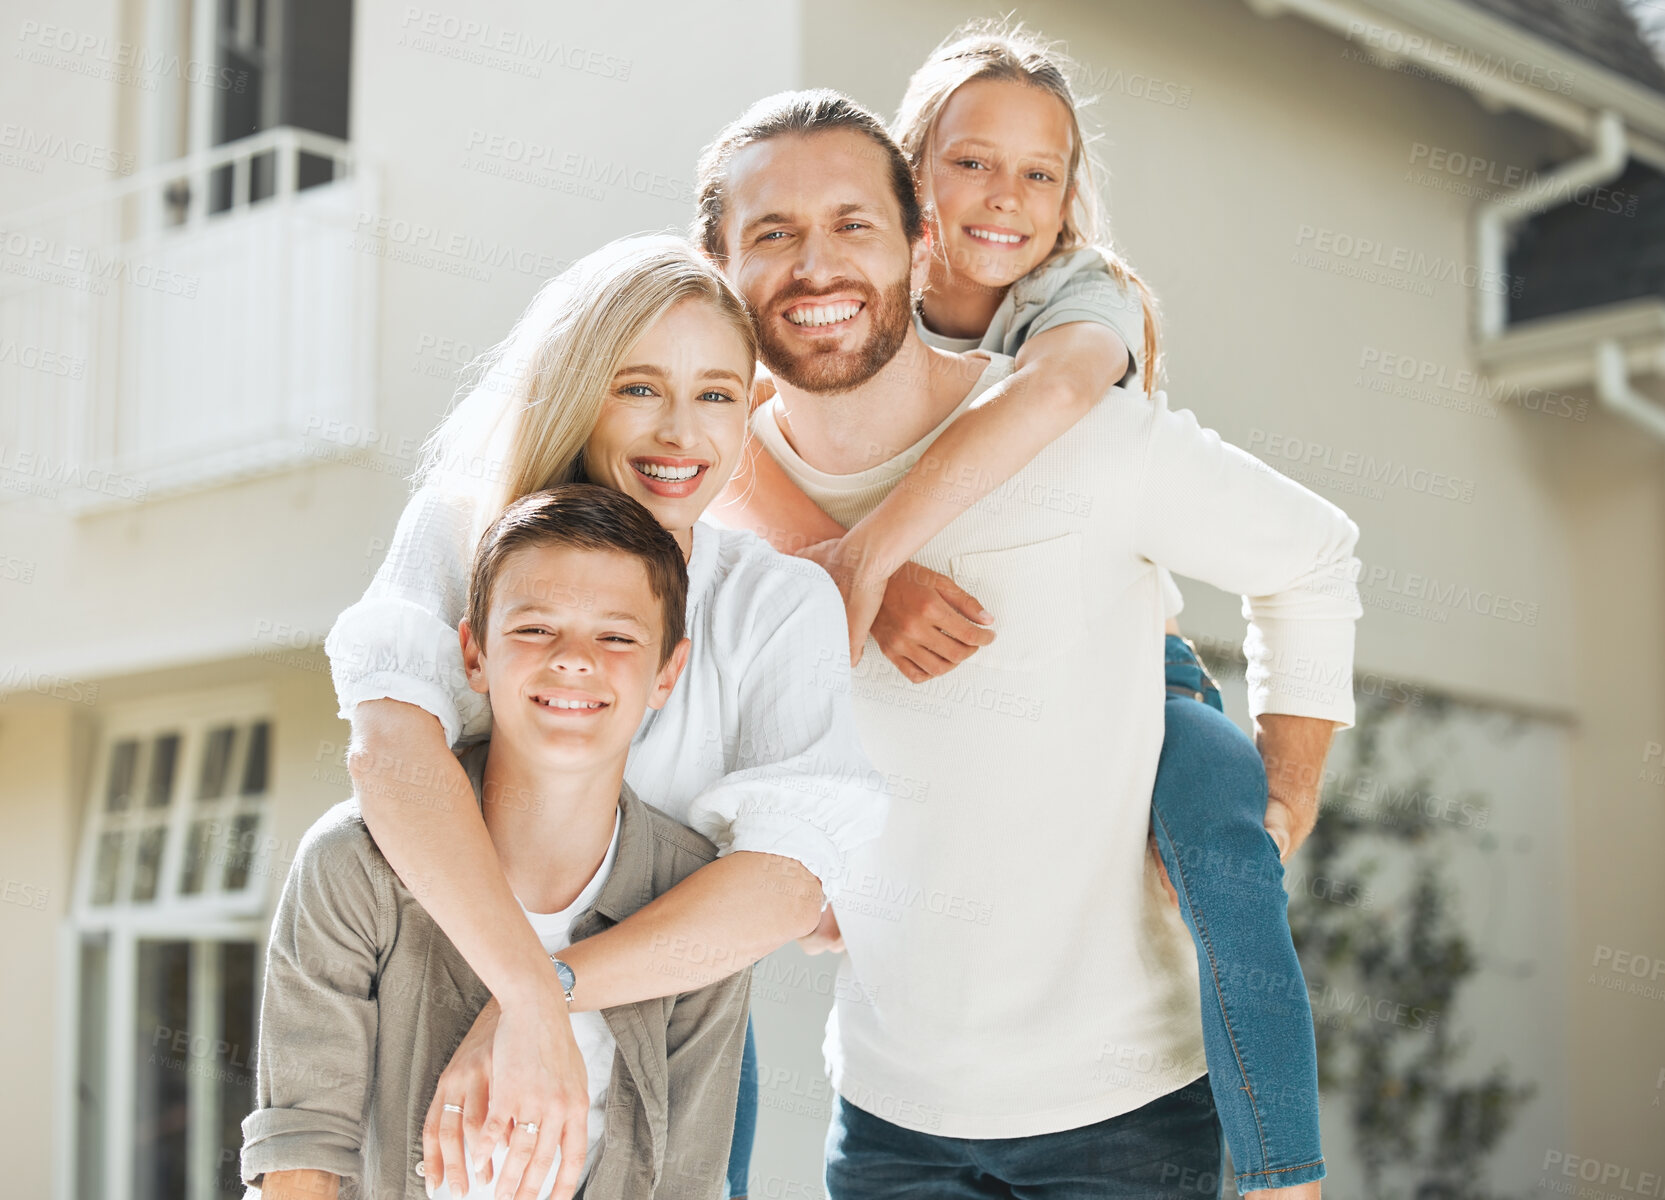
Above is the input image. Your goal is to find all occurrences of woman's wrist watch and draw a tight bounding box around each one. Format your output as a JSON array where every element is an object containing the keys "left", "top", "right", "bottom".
[{"left": 549, "top": 955, "right": 576, "bottom": 1006}]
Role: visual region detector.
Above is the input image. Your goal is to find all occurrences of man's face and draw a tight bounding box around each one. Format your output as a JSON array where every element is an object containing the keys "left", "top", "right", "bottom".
[
  {"left": 460, "top": 544, "right": 688, "bottom": 773},
  {"left": 720, "top": 128, "right": 926, "bottom": 393}
]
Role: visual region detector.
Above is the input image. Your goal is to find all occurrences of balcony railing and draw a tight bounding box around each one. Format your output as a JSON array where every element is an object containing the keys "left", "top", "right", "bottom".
[{"left": 0, "top": 127, "right": 376, "bottom": 508}]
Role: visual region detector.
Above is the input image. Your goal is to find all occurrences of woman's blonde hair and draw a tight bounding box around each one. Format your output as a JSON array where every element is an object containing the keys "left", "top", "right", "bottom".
[
  {"left": 416, "top": 234, "right": 758, "bottom": 525},
  {"left": 893, "top": 18, "right": 1163, "bottom": 394}
]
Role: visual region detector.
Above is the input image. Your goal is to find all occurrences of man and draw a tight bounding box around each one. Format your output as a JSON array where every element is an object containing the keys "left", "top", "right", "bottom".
[{"left": 695, "top": 91, "right": 1361, "bottom": 1197}]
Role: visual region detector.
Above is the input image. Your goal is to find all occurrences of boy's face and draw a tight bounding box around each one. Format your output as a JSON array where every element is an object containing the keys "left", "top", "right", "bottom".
[{"left": 460, "top": 544, "right": 689, "bottom": 771}]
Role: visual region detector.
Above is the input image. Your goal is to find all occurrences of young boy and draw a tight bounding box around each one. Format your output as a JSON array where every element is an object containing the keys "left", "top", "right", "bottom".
[{"left": 240, "top": 484, "right": 751, "bottom": 1200}]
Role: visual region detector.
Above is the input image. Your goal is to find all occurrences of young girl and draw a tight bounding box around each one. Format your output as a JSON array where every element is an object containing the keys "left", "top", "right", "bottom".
[{"left": 715, "top": 22, "right": 1327, "bottom": 1198}]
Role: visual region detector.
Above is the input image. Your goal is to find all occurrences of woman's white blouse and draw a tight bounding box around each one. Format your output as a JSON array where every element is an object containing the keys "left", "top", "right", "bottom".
[{"left": 324, "top": 485, "right": 887, "bottom": 902}]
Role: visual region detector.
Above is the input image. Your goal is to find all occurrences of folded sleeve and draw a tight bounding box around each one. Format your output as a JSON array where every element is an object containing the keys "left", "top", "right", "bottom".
[
  {"left": 324, "top": 485, "right": 492, "bottom": 747},
  {"left": 682, "top": 562, "right": 889, "bottom": 907},
  {"left": 241, "top": 806, "right": 389, "bottom": 1188},
  {"left": 1129, "top": 396, "right": 1363, "bottom": 726},
  {"left": 1012, "top": 250, "right": 1147, "bottom": 384}
]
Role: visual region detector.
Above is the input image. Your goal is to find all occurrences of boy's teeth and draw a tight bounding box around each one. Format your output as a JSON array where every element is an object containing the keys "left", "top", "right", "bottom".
[
  {"left": 786, "top": 301, "right": 861, "bottom": 327},
  {"left": 540, "top": 697, "right": 603, "bottom": 710},
  {"left": 636, "top": 462, "right": 700, "bottom": 481},
  {"left": 968, "top": 228, "right": 1024, "bottom": 245}
]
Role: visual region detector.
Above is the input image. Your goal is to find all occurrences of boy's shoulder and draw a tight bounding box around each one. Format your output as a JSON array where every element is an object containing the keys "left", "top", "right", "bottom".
[
  {"left": 628, "top": 788, "right": 721, "bottom": 893},
  {"left": 292, "top": 797, "right": 386, "bottom": 881}
]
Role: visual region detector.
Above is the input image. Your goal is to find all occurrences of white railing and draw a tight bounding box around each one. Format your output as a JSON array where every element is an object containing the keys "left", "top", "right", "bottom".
[{"left": 0, "top": 128, "right": 375, "bottom": 507}]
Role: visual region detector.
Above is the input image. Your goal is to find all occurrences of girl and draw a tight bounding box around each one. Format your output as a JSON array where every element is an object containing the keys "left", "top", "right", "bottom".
[
  {"left": 326, "top": 236, "right": 885, "bottom": 1200},
  {"left": 715, "top": 22, "right": 1326, "bottom": 1198}
]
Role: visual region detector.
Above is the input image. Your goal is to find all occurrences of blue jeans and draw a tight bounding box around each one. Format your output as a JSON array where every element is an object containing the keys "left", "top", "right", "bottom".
[
  {"left": 825, "top": 1075, "right": 1224, "bottom": 1199},
  {"left": 1152, "top": 635, "right": 1324, "bottom": 1193},
  {"left": 727, "top": 1016, "right": 757, "bottom": 1197}
]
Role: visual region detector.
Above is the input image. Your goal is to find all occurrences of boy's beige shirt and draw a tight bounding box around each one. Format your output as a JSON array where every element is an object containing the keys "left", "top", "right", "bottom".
[{"left": 241, "top": 743, "right": 751, "bottom": 1199}]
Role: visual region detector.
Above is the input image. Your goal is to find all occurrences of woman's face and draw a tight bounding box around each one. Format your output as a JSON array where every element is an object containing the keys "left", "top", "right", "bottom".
[
  {"left": 925, "top": 77, "right": 1075, "bottom": 292},
  {"left": 583, "top": 299, "right": 753, "bottom": 551}
]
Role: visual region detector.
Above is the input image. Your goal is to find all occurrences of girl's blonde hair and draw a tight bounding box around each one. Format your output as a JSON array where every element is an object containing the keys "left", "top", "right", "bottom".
[
  {"left": 893, "top": 18, "right": 1163, "bottom": 394},
  {"left": 416, "top": 234, "right": 758, "bottom": 525}
]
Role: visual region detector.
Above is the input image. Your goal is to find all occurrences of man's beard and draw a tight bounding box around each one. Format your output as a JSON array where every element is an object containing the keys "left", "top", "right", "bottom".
[{"left": 756, "top": 272, "right": 913, "bottom": 395}]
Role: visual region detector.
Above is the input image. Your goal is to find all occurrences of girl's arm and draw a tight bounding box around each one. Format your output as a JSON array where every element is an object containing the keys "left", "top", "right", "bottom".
[
  {"left": 712, "top": 422, "right": 996, "bottom": 679},
  {"left": 835, "top": 322, "right": 1129, "bottom": 657}
]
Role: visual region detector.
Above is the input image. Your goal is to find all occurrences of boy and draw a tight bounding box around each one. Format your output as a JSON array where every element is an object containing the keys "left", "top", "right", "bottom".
[{"left": 241, "top": 484, "right": 751, "bottom": 1200}]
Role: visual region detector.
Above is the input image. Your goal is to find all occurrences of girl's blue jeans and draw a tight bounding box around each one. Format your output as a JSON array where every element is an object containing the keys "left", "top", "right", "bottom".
[{"left": 1154, "top": 634, "right": 1324, "bottom": 1193}]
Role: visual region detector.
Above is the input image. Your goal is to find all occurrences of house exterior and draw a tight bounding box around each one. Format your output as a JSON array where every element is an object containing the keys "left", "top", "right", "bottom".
[{"left": 2, "top": 1, "right": 1662, "bottom": 1197}]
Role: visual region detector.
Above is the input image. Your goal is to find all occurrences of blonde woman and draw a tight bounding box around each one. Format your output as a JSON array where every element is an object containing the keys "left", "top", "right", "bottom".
[{"left": 324, "top": 235, "right": 885, "bottom": 1200}]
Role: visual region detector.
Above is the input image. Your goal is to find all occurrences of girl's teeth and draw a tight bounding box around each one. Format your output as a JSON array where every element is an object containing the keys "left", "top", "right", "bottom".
[
  {"left": 968, "top": 229, "right": 1024, "bottom": 245},
  {"left": 542, "top": 698, "right": 602, "bottom": 710},
  {"left": 636, "top": 462, "right": 701, "bottom": 481},
  {"left": 786, "top": 301, "right": 861, "bottom": 327}
]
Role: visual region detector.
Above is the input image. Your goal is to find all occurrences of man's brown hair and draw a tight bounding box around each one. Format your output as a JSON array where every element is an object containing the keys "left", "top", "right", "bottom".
[
  {"left": 466, "top": 484, "right": 688, "bottom": 663},
  {"left": 692, "top": 88, "right": 925, "bottom": 263}
]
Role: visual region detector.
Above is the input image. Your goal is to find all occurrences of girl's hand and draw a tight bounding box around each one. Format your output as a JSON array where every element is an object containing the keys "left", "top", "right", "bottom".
[
  {"left": 870, "top": 561, "right": 995, "bottom": 682},
  {"left": 798, "top": 905, "right": 845, "bottom": 955},
  {"left": 422, "top": 994, "right": 592, "bottom": 1200}
]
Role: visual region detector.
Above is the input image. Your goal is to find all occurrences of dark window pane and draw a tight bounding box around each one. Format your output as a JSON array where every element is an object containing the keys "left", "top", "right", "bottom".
[
  {"left": 179, "top": 821, "right": 214, "bottom": 896},
  {"left": 75, "top": 934, "right": 109, "bottom": 1200},
  {"left": 105, "top": 741, "right": 139, "bottom": 812},
  {"left": 145, "top": 734, "right": 180, "bottom": 808},
  {"left": 133, "top": 941, "right": 190, "bottom": 1200},
  {"left": 91, "top": 832, "right": 126, "bottom": 906},
  {"left": 131, "top": 826, "right": 167, "bottom": 903},
  {"left": 240, "top": 722, "right": 270, "bottom": 797},
  {"left": 217, "top": 942, "right": 259, "bottom": 1199},
  {"left": 197, "top": 727, "right": 237, "bottom": 800},
  {"left": 223, "top": 814, "right": 261, "bottom": 891}
]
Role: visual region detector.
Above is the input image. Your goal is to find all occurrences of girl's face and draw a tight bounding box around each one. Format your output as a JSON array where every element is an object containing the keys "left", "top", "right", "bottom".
[
  {"left": 583, "top": 299, "right": 753, "bottom": 552},
  {"left": 925, "top": 77, "right": 1075, "bottom": 292}
]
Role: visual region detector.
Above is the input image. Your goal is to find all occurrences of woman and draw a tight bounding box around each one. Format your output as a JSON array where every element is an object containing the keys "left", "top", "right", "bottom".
[{"left": 325, "top": 235, "right": 886, "bottom": 1200}]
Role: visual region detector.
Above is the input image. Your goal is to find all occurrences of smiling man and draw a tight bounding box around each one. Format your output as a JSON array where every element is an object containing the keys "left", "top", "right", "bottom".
[{"left": 693, "top": 91, "right": 1364, "bottom": 1198}]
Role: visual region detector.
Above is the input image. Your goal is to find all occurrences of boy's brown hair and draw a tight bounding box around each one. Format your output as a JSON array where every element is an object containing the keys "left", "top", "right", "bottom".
[{"left": 466, "top": 484, "right": 688, "bottom": 663}]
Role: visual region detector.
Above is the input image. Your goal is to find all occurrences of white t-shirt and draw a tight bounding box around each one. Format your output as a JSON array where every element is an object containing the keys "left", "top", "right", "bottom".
[
  {"left": 751, "top": 356, "right": 1361, "bottom": 1138},
  {"left": 434, "top": 807, "right": 622, "bottom": 1199}
]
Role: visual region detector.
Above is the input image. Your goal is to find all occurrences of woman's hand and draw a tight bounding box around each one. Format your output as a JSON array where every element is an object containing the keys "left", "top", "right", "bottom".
[
  {"left": 423, "top": 993, "right": 593, "bottom": 1200},
  {"left": 797, "top": 905, "right": 845, "bottom": 955}
]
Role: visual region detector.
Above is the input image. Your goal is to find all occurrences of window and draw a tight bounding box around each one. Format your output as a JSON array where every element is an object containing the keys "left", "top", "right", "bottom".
[{"left": 67, "top": 691, "right": 275, "bottom": 1200}]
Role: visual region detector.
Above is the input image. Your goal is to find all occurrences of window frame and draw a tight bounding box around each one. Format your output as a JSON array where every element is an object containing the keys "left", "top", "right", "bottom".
[{"left": 57, "top": 687, "right": 277, "bottom": 1200}]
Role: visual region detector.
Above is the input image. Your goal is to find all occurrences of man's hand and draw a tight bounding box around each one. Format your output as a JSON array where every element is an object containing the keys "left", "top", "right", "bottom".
[
  {"left": 1147, "top": 831, "right": 1179, "bottom": 909},
  {"left": 1254, "top": 714, "right": 1339, "bottom": 862},
  {"left": 798, "top": 905, "right": 845, "bottom": 955},
  {"left": 422, "top": 993, "right": 592, "bottom": 1200}
]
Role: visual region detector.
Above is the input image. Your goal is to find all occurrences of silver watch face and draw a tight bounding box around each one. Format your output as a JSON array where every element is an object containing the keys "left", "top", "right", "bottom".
[{"left": 552, "top": 957, "right": 576, "bottom": 993}]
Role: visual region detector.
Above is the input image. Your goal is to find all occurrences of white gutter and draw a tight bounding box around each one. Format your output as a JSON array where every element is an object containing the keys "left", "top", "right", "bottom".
[
  {"left": 1596, "top": 338, "right": 1665, "bottom": 441},
  {"left": 1247, "top": 0, "right": 1665, "bottom": 445},
  {"left": 1476, "top": 108, "right": 1627, "bottom": 339},
  {"left": 1244, "top": 0, "right": 1665, "bottom": 165}
]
